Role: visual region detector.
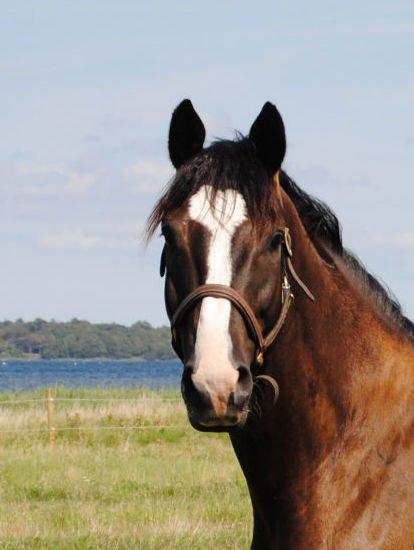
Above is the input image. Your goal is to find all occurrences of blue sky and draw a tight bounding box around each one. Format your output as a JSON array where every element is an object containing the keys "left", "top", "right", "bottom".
[{"left": 1, "top": 1, "right": 413, "bottom": 326}]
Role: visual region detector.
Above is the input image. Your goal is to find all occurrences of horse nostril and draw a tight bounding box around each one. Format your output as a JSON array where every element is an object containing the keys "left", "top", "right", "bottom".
[
  {"left": 181, "top": 363, "right": 195, "bottom": 395},
  {"left": 238, "top": 366, "right": 250, "bottom": 383},
  {"left": 237, "top": 366, "right": 253, "bottom": 398},
  {"left": 184, "top": 362, "right": 195, "bottom": 375}
]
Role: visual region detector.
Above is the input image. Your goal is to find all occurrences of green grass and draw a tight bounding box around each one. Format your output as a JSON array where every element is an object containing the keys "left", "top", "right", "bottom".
[{"left": 0, "top": 387, "right": 252, "bottom": 548}]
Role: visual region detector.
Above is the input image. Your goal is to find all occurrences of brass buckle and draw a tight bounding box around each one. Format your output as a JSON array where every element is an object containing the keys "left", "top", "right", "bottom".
[
  {"left": 255, "top": 349, "right": 265, "bottom": 367},
  {"left": 282, "top": 275, "right": 291, "bottom": 303},
  {"left": 283, "top": 227, "right": 293, "bottom": 257}
]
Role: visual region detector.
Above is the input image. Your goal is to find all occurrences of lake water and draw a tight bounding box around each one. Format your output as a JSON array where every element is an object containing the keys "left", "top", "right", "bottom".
[{"left": 0, "top": 359, "right": 182, "bottom": 391}]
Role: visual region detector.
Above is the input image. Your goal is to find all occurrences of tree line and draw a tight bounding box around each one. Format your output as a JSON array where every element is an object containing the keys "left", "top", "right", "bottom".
[{"left": 0, "top": 319, "right": 175, "bottom": 360}]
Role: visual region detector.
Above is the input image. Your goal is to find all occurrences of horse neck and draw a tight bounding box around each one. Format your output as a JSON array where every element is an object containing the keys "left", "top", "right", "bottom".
[{"left": 265, "top": 191, "right": 413, "bottom": 460}]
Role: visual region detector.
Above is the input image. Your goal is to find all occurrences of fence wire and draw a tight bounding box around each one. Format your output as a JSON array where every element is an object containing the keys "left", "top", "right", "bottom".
[
  {"left": 0, "top": 389, "right": 186, "bottom": 437},
  {"left": 0, "top": 397, "right": 182, "bottom": 405},
  {"left": 1, "top": 425, "right": 185, "bottom": 434}
]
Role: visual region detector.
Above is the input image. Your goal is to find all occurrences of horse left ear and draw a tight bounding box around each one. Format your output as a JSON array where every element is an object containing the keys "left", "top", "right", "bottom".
[
  {"left": 168, "top": 99, "right": 206, "bottom": 169},
  {"left": 249, "top": 102, "right": 286, "bottom": 176}
]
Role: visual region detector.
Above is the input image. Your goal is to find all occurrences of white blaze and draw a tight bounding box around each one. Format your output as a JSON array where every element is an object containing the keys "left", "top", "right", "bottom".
[{"left": 188, "top": 186, "right": 247, "bottom": 407}]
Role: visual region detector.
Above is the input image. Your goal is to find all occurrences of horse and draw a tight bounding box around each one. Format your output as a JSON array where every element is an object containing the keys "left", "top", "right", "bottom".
[{"left": 147, "top": 99, "right": 414, "bottom": 549}]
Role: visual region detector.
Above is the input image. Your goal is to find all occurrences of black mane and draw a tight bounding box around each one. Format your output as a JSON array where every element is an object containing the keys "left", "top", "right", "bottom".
[
  {"left": 280, "top": 172, "right": 414, "bottom": 339},
  {"left": 147, "top": 137, "right": 277, "bottom": 236},
  {"left": 147, "top": 137, "right": 414, "bottom": 339}
]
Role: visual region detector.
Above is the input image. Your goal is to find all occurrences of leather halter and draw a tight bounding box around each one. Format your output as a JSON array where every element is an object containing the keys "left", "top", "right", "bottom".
[{"left": 168, "top": 227, "right": 315, "bottom": 367}]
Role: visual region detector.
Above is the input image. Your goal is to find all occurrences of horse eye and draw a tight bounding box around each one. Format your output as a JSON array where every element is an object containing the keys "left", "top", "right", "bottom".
[
  {"left": 161, "top": 224, "right": 175, "bottom": 244},
  {"left": 268, "top": 233, "right": 282, "bottom": 251}
]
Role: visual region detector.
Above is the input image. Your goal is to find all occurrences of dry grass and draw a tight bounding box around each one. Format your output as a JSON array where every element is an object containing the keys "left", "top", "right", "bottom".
[{"left": 0, "top": 387, "right": 252, "bottom": 548}]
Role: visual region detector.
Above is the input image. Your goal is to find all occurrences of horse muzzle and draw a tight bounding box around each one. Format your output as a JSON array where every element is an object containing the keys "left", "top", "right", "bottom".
[{"left": 181, "top": 363, "right": 253, "bottom": 431}]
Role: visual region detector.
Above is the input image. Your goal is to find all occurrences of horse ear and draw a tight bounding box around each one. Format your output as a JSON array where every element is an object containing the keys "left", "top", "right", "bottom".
[
  {"left": 159, "top": 245, "right": 166, "bottom": 277},
  {"left": 249, "top": 102, "right": 286, "bottom": 176},
  {"left": 168, "top": 99, "right": 206, "bottom": 169}
]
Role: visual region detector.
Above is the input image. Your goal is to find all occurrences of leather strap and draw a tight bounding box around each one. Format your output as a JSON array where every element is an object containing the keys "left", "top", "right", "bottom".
[
  {"left": 287, "top": 257, "right": 315, "bottom": 302},
  {"left": 169, "top": 227, "right": 314, "bottom": 366},
  {"left": 260, "top": 291, "right": 293, "bottom": 356},
  {"left": 171, "top": 283, "right": 266, "bottom": 352},
  {"left": 255, "top": 374, "right": 280, "bottom": 404}
]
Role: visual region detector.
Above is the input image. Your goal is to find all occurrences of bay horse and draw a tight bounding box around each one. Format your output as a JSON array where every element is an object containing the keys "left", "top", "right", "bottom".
[{"left": 147, "top": 99, "right": 414, "bottom": 549}]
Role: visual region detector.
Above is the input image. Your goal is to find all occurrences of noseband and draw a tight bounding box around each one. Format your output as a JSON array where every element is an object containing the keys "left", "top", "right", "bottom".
[{"left": 168, "top": 227, "right": 315, "bottom": 367}]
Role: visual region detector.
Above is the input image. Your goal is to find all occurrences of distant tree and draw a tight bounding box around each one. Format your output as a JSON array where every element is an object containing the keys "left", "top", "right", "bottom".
[{"left": 0, "top": 318, "right": 175, "bottom": 360}]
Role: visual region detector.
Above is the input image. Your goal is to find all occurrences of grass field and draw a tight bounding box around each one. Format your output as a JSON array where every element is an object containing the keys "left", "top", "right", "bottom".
[{"left": 0, "top": 387, "right": 252, "bottom": 549}]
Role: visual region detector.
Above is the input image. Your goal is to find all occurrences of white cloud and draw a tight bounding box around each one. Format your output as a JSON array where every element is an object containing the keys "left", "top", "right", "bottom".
[
  {"left": 370, "top": 232, "right": 414, "bottom": 250},
  {"left": 386, "top": 233, "right": 414, "bottom": 249},
  {"left": 15, "top": 163, "right": 96, "bottom": 196},
  {"left": 64, "top": 173, "right": 95, "bottom": 195},
  {"left": 18, "top": 163, "right": 65, "bottom": 177},
  {"left": 40, "top": 228, "right": 138, "bottom": 252},
  {"left": 124, "top": 159, "right": 173, "bottom": 195}
]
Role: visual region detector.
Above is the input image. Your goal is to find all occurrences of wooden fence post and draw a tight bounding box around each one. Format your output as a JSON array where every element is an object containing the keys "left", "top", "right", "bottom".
[{"left": 45, "top": 388, "right": 56, "bottom": 446}]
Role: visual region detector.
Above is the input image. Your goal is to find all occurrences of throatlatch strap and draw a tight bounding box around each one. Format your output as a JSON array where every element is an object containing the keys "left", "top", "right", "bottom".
[{"left": 286, "top": 257, "right": 315, "bottom": 302}]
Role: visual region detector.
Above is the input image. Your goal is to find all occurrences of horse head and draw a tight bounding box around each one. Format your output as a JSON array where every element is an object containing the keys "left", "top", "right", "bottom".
[{"left": 148, "top": 99, "right": 313, "bottom": 431}]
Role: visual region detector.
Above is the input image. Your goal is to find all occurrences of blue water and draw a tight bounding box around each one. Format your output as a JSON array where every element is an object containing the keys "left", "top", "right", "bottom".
[{"left": 0, "top": 360, "right": 182, "bottom": 391}]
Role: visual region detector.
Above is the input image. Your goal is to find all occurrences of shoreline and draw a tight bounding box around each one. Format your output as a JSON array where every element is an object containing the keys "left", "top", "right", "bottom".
[{"left": 0, "top": 357, "right": 178, "bottom": 363}]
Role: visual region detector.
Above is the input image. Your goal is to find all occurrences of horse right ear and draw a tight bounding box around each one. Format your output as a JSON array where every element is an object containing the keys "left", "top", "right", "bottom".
[
  {"left": 249, "top": 102, "right": 286, "bottom": 176},
  {"left": 168, "top": 99, "right": 206, "bottom": 169}
]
